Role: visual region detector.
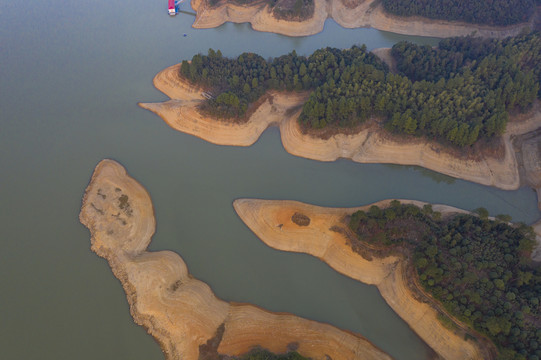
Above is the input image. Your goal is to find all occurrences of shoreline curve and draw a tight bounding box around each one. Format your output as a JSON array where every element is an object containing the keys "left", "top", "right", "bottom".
[
  {"left": 190, "top": 0, "right": 535, "bottom": 38},
  {"left": 233, "top": 198, "right": 497, "bottom": 360},
  {"left": 79, "top": 159, "right": 393, "bottom": 360},
  {"left": 139, "top": 63, "right": 541, "bottom": 195}
]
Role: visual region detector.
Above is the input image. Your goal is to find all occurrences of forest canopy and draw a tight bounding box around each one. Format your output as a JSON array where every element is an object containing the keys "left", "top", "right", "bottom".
[
  {"left": 179, "top": 33, "right": 541, "bottom": 147},
  {"left": 348, "top": 201, "right": 540, "bottom": 360},
  {"left": 381, "top": 0, "right": 536, "bottom": 26}
]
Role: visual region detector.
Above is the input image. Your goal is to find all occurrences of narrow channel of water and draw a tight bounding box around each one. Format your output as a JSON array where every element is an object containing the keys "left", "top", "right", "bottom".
[{"left": 1, "top": 0, "right": 538, "bottom": 359}]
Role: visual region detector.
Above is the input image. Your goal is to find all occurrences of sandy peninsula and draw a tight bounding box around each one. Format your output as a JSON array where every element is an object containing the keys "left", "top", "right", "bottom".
[
  {"left": 233, "top": 198, "right": 499, "bottom": 360},
  {"left": 139, "top": 63, "right": 541, "bottom": 196},
  {"left": 190, "top": 0, "right": 534, "bottom": 38},
  {"left": 79, "top": 159, "right": 393, "bottom": 360}
]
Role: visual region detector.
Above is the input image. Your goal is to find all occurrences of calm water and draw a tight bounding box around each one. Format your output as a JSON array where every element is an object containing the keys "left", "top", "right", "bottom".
[{"left": 1, "top": 0, "right": 538, "bottom": 359}]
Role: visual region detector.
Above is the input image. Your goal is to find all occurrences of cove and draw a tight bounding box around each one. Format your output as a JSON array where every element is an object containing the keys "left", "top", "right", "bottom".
[{"left": 0, "top": 0, "right": 539, "bottom": 359}]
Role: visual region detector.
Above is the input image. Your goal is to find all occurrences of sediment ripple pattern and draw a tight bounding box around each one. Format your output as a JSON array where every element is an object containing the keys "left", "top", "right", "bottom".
[{"left": 79, "top": 159, "right": 393, "bottom": 360}]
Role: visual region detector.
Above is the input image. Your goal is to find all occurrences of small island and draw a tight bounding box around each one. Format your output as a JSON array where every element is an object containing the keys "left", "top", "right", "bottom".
[
  {"left": 140, "top": 35, "right": 541, "bottom": 199},
  {"left": 79, "top": 159, "right": 393, "bottom": 360},
  {"left": 234, "top": 198, "right": 540, "bottom": 360},
  {"left": 190, "top": 0, "right": 538, "bottom": 37}
]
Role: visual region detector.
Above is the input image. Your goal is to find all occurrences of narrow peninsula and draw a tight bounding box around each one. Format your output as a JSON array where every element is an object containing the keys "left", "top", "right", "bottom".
[
  {"left": 140, "top": 35, "right": 541, "bottom": 199},
  {"left": 190, "top": 0, "right": 538, "bottom": 37},
  {"left": 234, "top": 198, "right": 540, "bottom": 360},
  {"left": 79, "top": 159, "right": 393, "bottom": 360}
]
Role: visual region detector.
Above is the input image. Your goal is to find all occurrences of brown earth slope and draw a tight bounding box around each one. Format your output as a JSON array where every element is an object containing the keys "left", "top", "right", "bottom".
[
  {"left": 79, "top": 159, "right": 393, "bottom": 360},
  {"left": 234, "top": 198, "right": 496, "bottom": 360},
  {"left": 190, "top": 0, "right": 534, "bottom": 37},
  {"left": 139, "top": 63, "right": 541, "bottom": 194}
]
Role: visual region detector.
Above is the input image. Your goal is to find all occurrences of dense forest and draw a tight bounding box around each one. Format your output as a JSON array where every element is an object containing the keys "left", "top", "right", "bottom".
[
  {"left": 348, "top": 202, "right": 540, "bottom": 360},
  {"left": 388, "top": 35, "right": 541, "bottom": 143},
  {"left": 179, "top": 33, "right": 541, "bottom": 147},
  {"left": 381, "top": 0, "right": 537, "bottom": 26}
]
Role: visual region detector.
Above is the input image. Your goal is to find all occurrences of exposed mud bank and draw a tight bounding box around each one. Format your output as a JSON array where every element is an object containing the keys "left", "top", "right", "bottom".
[
  {"left": 234, "top": 198, "right": 497, "bottom": 359},
  {"left": 79, "top": 160, "right": 393, "bottom": 360},
  {"left": 190, "top": 0, "right": 533, "bottom": 38},
  {"left": 139, "top": 64, "right": 541, "bottom": 194}
]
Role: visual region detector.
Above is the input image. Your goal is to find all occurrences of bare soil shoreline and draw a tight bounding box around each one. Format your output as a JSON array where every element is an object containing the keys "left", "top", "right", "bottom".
[
  {"left": 79, "top": 159, "right": 393, "bottom": 360},
  {"left": 139, "top": 63, "right": 541, "bottom": 259},
  {"left": 190, "top": 0, "right": 534, "bottom": 38},
  {"left": 233, "top": 198, "right": 501, "bottom": 359},
  {"left": 139, "top": 63, "right": 541, "bottom": 197}
]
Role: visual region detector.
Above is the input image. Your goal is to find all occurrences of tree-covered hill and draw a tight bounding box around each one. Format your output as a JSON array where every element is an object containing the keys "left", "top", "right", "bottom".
[
  {"left": 179, "top": 33, "right": 541, "bottom": 148},
  {"left": 348, "top": 201, "right": 540, "bottom": 360},
  {"left": 381, "top": 0, "right": 537, "bottom": 26}
]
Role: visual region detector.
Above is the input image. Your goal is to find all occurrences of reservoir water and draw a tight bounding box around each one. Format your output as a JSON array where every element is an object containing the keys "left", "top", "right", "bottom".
[{"left": 1, "top": 0, "right": 539, "bottom": 359}]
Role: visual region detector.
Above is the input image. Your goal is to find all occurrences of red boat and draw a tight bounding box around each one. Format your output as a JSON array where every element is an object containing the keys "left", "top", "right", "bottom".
[{"left": 168, "top": 0, "right": 177, "bottom": 15}]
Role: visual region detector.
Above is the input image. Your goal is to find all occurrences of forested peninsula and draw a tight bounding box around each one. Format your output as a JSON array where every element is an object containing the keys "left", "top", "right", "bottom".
[
  {"left": 348, "top": 201, "right": 539, "bottom": 359},
  {"left": 179, "top": 34, "right": 540, "bottom": 148},
  {"left": 140, "top": 34, "right": 541, "bottom": 196},
  {"left": 234, "top": 199, "right": 541, "bottom": 360},
  {"left": 80, "top": 160, "right": 392, "bottom": 360},
  {"left": 190, "top": 0, "right": 537, "bottom": 37}
]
